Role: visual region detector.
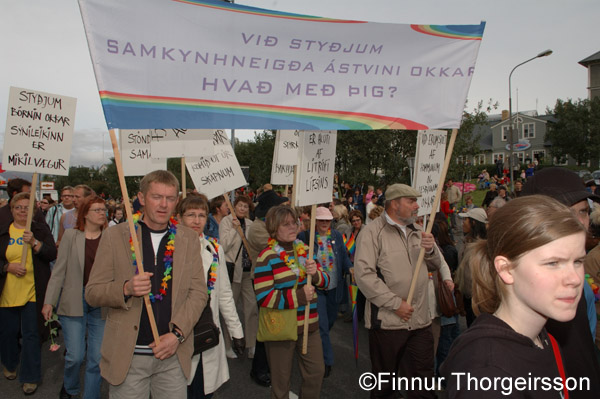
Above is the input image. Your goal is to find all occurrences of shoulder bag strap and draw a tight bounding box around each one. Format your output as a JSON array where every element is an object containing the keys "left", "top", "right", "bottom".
[{"left": 548, "top": 333, "right": 569, "bottom": 399}]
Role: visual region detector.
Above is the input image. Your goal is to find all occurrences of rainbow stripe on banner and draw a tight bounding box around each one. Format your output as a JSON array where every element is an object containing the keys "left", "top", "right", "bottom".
[
  {"left": 173, "top": 0, "right": 363, "bottom": 23},
  {"left": 411, "top": 24, "right": 485, "bottom": 40},
  {"left": 99, "top": 91, "right": 428, "bottom": 130}
]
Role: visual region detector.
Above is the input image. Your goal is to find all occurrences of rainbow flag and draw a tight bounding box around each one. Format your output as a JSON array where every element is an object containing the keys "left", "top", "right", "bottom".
[{"left": 344, "top": 232, "right": 356, "bottom": 256}]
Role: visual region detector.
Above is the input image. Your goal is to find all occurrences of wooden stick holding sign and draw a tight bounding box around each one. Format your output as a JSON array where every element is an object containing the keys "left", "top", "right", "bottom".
[
  {"left": 302, "top": 204, "right": 317, "bottom": 354},
  {"left": 223, "top": 194, "right": 251, "bottom": 255},
  {"left": 406, "top": 128, "right": 458, "bottom": 305},
  {"left": 20, "top": 173, "right": 38, "bottom": 269},
  {"left": 109, "top": 129, "right": 161, "bottom": 345},
  {"left": 181, "top": 158, "right": 187, "bottom": 199},
  {"left": 290, "top": 166, "right": 298, "bottom": 206}
]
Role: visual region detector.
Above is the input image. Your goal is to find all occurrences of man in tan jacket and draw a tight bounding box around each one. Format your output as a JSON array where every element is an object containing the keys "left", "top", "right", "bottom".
[
  {"left": 86, "top": 170, "right": 207, "bottom": 399},
  {"left": 354, "top": 184, "right": 443, "bottom": 399}
]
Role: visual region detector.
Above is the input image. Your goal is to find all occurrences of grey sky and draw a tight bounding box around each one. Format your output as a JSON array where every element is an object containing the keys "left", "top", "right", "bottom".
[{"left": 1, "top": 0, "right": 598, "bottom": 170}]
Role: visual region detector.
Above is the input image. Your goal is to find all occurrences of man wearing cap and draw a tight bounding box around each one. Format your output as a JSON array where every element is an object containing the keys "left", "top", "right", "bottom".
[
  {"left": 522, "top": 167, "right": 600, "bottom": 397},
  {"left": 298, "top": 206, "right": 352, "bottom": 378},
  {"left": 354, "top": 184, "right": 444, "bottom": 399}
]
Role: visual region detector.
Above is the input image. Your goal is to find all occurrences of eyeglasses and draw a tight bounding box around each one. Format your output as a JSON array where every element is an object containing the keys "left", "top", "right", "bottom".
[
  {"left": 351, "top": 219, "right": 362, "bottom": 223},
  {"left": 183, "top": 213, "right": 207, "bottom": 220},
  {"left": 89, "top": 208, "right": 107, "bottom": 214},
  {"left": 13, "top": 205, "right": 29, "bottom": 211},
  {"left": 281, "top": 221, "right": 301, "bottom": 229}
]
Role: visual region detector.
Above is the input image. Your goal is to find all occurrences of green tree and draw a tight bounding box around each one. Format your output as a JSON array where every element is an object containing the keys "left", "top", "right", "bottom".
[
  {"left": 546, "top": 97, "right": 600, "bottom": 165},
  {"left": 234, "top": 130, "right": 276, "bottom": 189}
]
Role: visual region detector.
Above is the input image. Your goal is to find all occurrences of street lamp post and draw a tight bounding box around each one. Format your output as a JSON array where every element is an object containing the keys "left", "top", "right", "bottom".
[{"left": 508, "top": 49, "right": 552, "bottom": 193}]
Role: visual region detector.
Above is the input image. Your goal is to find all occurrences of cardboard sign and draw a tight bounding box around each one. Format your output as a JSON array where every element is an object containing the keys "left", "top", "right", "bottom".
[
  {"left": 413, "top": 130, "right": 447, "bottom": 216},
  {"left": 3, "top": 87, "right": 76, "bottom": 175},
  {"left": 149, "top": 128, "right": 214, "bottom": 158},
  {"left": 271, "top": 130, "right": 299, "bottom": 185},
  {"left": 119, "top": 129, "right": 167, "bottom": 176},
  {"left": 186, "top": 130, "right": 247, "bottom": 200},
  {"left": 295, "top": 130, "right": 337, "bottom": 207}
]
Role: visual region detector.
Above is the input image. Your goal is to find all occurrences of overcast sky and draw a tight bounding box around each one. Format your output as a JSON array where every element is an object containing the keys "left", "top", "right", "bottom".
[{"left": 1, "top": 0, "right": 598, "bottom": 173}]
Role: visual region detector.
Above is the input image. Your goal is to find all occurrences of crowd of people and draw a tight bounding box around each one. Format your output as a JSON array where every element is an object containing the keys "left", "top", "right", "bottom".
[{"left": 1, "top": 166, "right": 600, "bottom": 398}]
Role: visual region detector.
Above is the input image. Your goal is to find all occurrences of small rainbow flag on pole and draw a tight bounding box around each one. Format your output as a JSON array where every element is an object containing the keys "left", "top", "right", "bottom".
[{"left": 344, "top": 232, "right": 356, "bottom": 257}]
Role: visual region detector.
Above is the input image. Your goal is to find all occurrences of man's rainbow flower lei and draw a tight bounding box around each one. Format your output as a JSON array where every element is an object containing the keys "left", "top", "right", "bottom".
[
  {"left": 206, "top": 237, "right": 219, "bottom": 295},
  {"left": 267, "top": 237, "right": 308, "bottom": 281},
  {"left": 129, "top": 212, "right": 177, "bottom": 302},
  {"left": 316, "top": 229, "right": 334, "bottom": 273}
]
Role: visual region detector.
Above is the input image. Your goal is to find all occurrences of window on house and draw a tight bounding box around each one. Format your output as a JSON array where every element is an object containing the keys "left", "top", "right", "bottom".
[
  {"left": 522, "top": 123, "right": 535, "bottom": 139},
  {"left": 493, "top": 153, "right": 504, "bottom": 162},
  {"left": 501, "top": 126, "right": 510, "bottom": 142},
  {"left": 473, "top": 154, "right": 485, "bottom": 165},
  {"left": 533, "top": 150, "right": 545, "bottom": 164}
]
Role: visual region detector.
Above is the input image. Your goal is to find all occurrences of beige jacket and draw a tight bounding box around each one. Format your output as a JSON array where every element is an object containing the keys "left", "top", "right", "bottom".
[
  {"left": 354, "top": 212, "right": 443, "bottom": 330},
  {"left": 219, "top": 214, "right": 252, "bottom": 283},
  {"left": 85, "top": 222, "right": 207, "bottom": 385}
]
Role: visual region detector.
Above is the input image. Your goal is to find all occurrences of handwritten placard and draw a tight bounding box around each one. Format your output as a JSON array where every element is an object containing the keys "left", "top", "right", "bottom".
[
  {"left": 295, "top": 130, "right": 337, "bottom": 207},
  {"left": 186, "top": 131, "right": 247, "bottom": 200},
  {"left": 271, "top": 130, "right": 299, "bottom": 185},
  {"left": 2, "top": 87, "right": 76, "bottom": 175},
  {"left": 119, "top": 129, "right": 167, "bottom": 176},
  {"left": 149, "top": 128, "right": 214, "bottom": 158},
  {"left": 414, "top": 130, "right": 447, "bottom": 216}
]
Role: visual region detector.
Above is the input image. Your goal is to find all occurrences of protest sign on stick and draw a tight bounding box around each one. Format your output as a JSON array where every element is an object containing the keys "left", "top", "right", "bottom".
[
  {"left": 186, "top": 131, "right": 249, "bottom": 251},
  {"left": 3, "top": 87, "right": 76, "bottom": 176},
  {"left": 413, "top": 130, "right": 448, "bottom": 216},
  {"left": 110, "top": 128, "right": 161, "bottom": 344},
  {"left": 271, "top": 130, "right": 299, "bottom": 185},
  {"left": 293, "top": 130, "right": 337, "bottom": 353},
  {"left": 149, "top": 128, "right": 214, "bottom": 159},
  {"left": 19, "top": 173, "right": 38, "bottom": 269},
  {"left": 119, "top": 129, "right": 167, "bottom": 176},
  {"left": 407, "top": 129, "right": 458, "bottom": 305}
]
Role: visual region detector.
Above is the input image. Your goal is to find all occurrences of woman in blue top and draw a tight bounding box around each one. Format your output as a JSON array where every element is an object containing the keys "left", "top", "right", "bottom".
[{"left": 298, "top": 206, "right": 352, "bottom": 378}]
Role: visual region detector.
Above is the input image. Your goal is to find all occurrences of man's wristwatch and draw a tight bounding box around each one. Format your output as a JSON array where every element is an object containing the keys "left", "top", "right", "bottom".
[{"left": 172, "top": 329, "right": 185, "bottom": 344}]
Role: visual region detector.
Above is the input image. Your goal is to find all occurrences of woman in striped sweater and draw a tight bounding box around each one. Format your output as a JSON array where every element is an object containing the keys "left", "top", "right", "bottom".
[{"left": 254, "top": 206, "right": 329, "bottom": 399}]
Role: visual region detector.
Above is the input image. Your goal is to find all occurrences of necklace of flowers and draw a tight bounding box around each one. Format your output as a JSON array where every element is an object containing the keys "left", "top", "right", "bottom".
[
  {"left": 317, "top": 229, "right": 334, "bottom": 273},
  {"left": 267, "top": 237, "right": 308, "bottom": 280},
  {"left": 206, "top": 236, "right": 219, "bottom": 295},
  {"left": 129, "top": 211, "right": 177, "bottom": 303}
]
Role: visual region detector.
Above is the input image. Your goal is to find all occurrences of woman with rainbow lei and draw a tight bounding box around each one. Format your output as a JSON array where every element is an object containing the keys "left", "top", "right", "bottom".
[
  {"left": 254, "top": 205, "right": 329, "bottom": 399},
  {"left": 298, "top": 206, "right": 352, "bottom": 379},
  {"left": 176, "top": 194, "right": 245, "bottom": 399}
]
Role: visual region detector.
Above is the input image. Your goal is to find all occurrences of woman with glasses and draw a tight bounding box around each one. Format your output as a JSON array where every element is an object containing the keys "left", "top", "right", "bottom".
[
  {"left": 0, "top": 193, "right": 57, "bottom": 395},
  {"left": 177, "top": 194, "right": 245, "bottom": 399},
  {"left": 254, "top": 205, "right": 329, "bottom": 398},
  {"left": 219, "top": 195, "right": 256, "bottom": 358},
  {"left": 42, "top": 196, "right": 107, "bottom": 399},
  {"left": 298, "top": 206, "right": 352, "bottom": 378}
]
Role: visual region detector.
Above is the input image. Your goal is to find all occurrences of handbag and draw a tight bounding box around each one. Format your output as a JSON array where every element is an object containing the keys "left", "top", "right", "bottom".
[
  {"left": 193, "top": 296, "right": 220, "bottom": 355},
  {"left": 225, "top": 243, "right": 243, "bottom": 283},
  {"left": 436, "top": 271, "right": 458, "bottom": 318},
  {"left": 257, "top": 307, "right": 298, "bottom": 342},
  {"left": 257, "top": 276, "right": 299, "bottom": 342}
]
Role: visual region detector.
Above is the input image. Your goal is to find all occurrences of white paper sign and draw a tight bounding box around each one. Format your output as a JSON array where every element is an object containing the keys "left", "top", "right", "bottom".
[
  {"left": 295, "top": 130, "right": 337, "bottom": 207},
  {"left": 271, "top": 130, "right": 299, "bottom": 185},
  {"left": 119, "top": 129, "right": 167, "bottom": 176},
  {"left": 149, "top": 128, "right": 215, "bottom": 158},
  {"left": 2, "top": 87, "right": 76, "bottom": 175},
  {"left": 414, "top": 130, "right": 447, "bottom": 216},
  {"left": 186, "top": 131, "right": 247, "bottom": 200}
]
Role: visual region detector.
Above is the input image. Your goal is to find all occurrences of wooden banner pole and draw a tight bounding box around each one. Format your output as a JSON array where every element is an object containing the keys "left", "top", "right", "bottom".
[
  {"left": 284, "top": 185, "right": 289, "bottom": 200},
  {"left": 302, "top": 204, "right": 317, "bottom": 354},
  {"left": 223, "top": 193, "right": 251, "bottom": 254},
  {"left": 291, "top": 166, "right": 298, "bottom": 206},
  {"left": 407, "top": 128, "right": 458, "bottom": 305},
  {"left": 20, "top": 172, "right": 38, "bottom": 269},
  {"left": 181, "top": 157, "right": 186, "bottom": 199},
  {"left": 109, "top": 129, "right": 161, "bottom": 344}
]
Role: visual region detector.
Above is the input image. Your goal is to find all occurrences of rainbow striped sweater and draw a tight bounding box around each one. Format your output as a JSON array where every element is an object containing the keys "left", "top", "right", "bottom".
[{"left": 254, "top": 243, "right": 329, "bottom": 335}]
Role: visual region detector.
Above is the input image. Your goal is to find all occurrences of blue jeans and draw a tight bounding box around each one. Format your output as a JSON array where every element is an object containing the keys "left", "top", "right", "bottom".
[
  {"left": 317, "top": 288, "right": 339, "bottom": 367},
  {"left": 435, "top": 322, "right": 461, "bottom": 377},
  {"left": 0, "top": 302, "right": 42, "bottom": 383},
  {"left": 60, "top": 293, "right": 105, "bottom": 399}
]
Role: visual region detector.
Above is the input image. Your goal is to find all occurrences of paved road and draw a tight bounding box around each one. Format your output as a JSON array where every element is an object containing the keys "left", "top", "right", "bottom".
[{"left": 1, "top": 313, "right": 375, "bottom": 398}]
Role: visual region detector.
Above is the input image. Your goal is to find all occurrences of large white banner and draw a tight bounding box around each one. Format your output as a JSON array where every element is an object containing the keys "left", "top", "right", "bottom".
[
  {"left": 3, "top": 87, "right": 76, "bottom": 176},
  {"left": 271, "top": 130, "right": 299, "bottom": 185},
  {"left": 413, "top": 130, "right": 447, "bottom": 217},
  {"left": 119, "top": 129, "right": 167, "bottom": 176},
  {"left": 79, "top": 0, "right": 485, "bottom": 130},
  {"left": 295, "top": 130, "right": 337, "bottom": 207},
  {"left": 186, "top": 130, "right": 247, "bottom": 200}
]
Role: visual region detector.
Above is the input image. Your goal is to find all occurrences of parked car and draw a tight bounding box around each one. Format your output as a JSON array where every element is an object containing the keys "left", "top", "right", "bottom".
[{"left": 592, "top": 170, "right": 600, "bottom": 185}]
